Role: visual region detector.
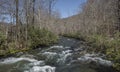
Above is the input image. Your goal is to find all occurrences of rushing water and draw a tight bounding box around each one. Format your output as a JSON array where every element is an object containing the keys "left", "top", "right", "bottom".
[{"left": 0, "top": 37, "right": 116, "bottom": 72}]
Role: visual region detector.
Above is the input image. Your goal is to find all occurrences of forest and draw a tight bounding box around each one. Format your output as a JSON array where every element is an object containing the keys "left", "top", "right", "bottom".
[{"left": 0, "top": 0, "right": 120, "bottom": 72}]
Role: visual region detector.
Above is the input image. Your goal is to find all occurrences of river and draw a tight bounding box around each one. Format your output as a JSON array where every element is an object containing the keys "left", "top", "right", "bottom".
[{"left": 0, "top": 37, "right": 116, "bottom": 72}]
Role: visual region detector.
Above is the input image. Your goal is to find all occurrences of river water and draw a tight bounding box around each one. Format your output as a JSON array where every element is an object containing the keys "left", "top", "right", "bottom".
[{"left": 0, "top": 37, "right": 116, "bottom": 72}]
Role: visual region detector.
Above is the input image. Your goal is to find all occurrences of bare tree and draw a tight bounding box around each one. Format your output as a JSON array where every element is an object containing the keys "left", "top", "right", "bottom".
[{"left": 32, "top": 0, "right": 36, "bottom": 26}]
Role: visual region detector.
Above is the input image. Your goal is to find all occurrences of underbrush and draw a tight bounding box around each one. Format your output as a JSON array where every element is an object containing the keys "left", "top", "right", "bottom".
[
  {"left": 0, "top": 28, "right": 59, "bottom": 56},
  {"left": 28, "top": 28, "right": 59, "bottom": 48}
]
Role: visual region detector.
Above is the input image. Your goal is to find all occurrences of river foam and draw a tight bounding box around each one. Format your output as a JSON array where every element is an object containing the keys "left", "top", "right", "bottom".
[
  {"left": 0, "top": 57, "right": 37, "bottom": 64},
  {"left": 78, "top": 54, "right": 113, "bottom": 66},
  {"left": 24, "top": 66, "right": 56, "bottom": 72}
]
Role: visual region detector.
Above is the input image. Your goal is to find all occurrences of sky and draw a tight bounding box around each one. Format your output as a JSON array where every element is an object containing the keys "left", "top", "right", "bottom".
[
  {"left": 55, "top": 0, "right": 87, "bottom": 18},
  {"left": 0, "top": 0, "right": 87, "bottom": 23}
]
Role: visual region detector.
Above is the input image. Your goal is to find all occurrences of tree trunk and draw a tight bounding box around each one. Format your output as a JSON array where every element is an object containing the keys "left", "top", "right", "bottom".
[
  {"left": 32, "top": 0, "right": 35, "bottom": 28},
  {"left": 118, "top": 0, "right": 120, "bottom": 31},
  {"left": 15, "top": 0, "right": 19, "bottom": 48}
]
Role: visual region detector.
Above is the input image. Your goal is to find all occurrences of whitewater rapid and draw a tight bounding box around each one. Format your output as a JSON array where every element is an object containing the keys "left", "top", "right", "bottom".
[{"left": 0, "top": 37, "right": 115, "bottom": 72}]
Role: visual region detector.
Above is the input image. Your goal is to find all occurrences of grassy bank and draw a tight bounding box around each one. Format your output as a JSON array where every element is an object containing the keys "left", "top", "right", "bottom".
[
  {"left": 63, "top": 32, "right": 120, "bottom": 71},
  {"left": 0, "top": 28, "right": 59, "bottom": 56}
]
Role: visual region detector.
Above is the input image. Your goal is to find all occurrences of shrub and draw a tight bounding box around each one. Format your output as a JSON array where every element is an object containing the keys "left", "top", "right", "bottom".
[
  {"left": 85, "top": 34, "right": 109, "bottom": 53},
  {"left": 0, "top": 32, "right": 7, "bottom": 55},
  {"left": 7, "top": 41, "right": 31, "bottom": 54},
  {"left": 106, "top": 32, "right": 120, "bottom": 71},
  {"left": 28, "top": 28, "right": 59, "bottom": 48},
  {"left": 0, "top": 32, "right": 6, "bottom": 46}
]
